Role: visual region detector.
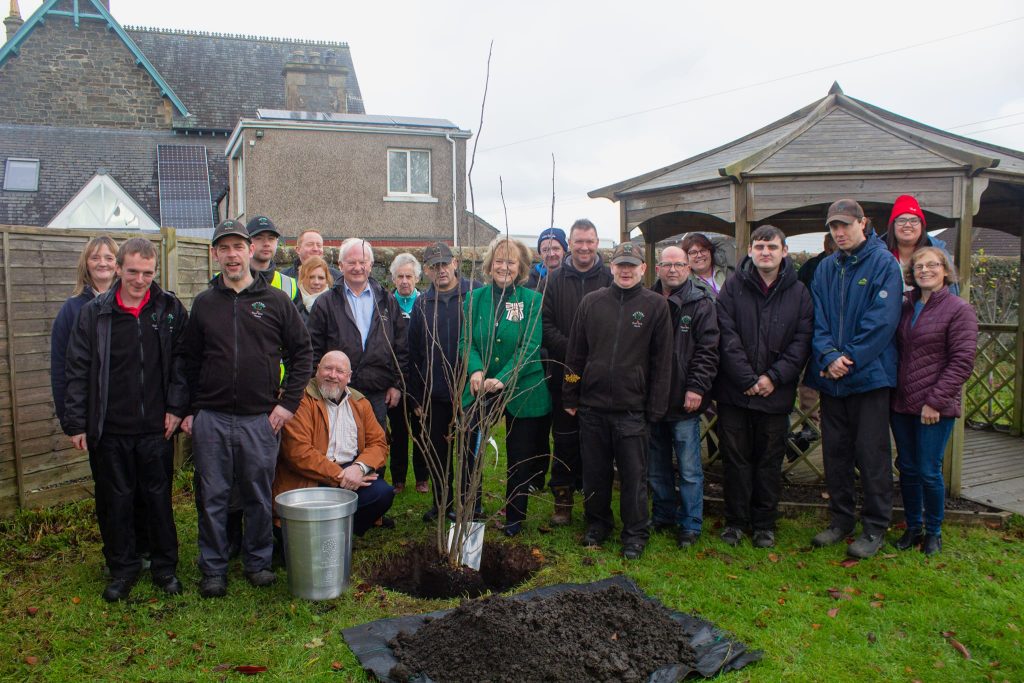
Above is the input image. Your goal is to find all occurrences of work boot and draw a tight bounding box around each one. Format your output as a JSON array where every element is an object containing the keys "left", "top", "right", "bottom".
[
  {"left": 847, "top": 532, "right": 884, "bottom": 559},
  {"left": 551, "top": 487, "right": 573, "bottom": 526},
  {"left": 811, "top": 525, "right": 853, "bottom": 547},
  {"left": 199, "top": 574, "right": 227, "bottom": 598},
  {"left": 921, "top": 533, "right": 942, "bottom": 556},
  {"left": 152, "top": 574, "right": 183, "bottom": 595},
  {"left": 752, "top": 529, "right": 776, "bottom": 548},
  {"left": 894, "top": 527, "right": 923, "bottom": 551},
  {"left": 245, "top": 569, "right": 277, "bottom": 587},
  {"left": 102, "top": 575, "right": 138, "bottom": 602}
]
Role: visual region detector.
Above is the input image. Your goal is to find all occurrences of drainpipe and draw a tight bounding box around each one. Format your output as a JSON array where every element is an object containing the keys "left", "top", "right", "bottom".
[{"left": 446, "top": 133, "right": 458, "bottom": 247}]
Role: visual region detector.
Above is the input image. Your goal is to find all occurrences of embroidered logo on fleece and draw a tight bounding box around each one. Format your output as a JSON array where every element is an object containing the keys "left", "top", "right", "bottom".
[
  {"left": 857, "top": 277, "right": 868, "bottom": 286},
  {"left": 679, "top": 314, "right": 692, "bottom": 334},
  {"left": 631, "top": 311, "right": 645, "bottom": 329},
  {"left": 250, "top": 301, "right": 267, "bottom": 319},
  {"left": 505, "top": 301, "right": 524, "bottom": 322}
]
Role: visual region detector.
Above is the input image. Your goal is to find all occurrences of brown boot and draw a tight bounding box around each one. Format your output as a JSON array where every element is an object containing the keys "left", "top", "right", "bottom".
[{"left": 551, "top": 487, "right": 573, "bottom": 526}]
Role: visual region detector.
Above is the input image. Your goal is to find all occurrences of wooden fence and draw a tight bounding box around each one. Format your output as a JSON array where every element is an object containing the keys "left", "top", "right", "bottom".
[{"left": 0, "top": 226, "right": 212, "bottom": 517}]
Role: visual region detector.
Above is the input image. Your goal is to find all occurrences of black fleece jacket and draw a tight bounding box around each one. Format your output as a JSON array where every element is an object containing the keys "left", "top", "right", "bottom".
[
  {"left": 541, "top": 254, "right": 613, "bottom": 373},
  {"left": 651, "top": 279, "right": 720, "bottom": 420},
  {"left": 713, "top": 256, "right": 813, "bottom": 414},
  {"left": 562, "top": 282, "right": 673, "bottom": 421},
  {"left": 184, "top": 272, "right": 313, "bottom": 415}
]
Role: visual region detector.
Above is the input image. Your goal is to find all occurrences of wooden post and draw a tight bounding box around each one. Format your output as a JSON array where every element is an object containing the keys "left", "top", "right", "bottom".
[
  {"left": 644, "top": 238, "right": 656, "bottom": 287},
  {"left": 2, "top": 232, "right": 26, "bottom": 509},
  {"left": 161, "top": 227, "right": 179, "bottom": 293},
  {"left": 945, "top": 177, "right": 976, "bottom": 497},
  {"left": 618, "top": 198, "right": 629, "bottom": 246},
  {"left": 733, "top": 182, "right": 750, "bottom": 256}
]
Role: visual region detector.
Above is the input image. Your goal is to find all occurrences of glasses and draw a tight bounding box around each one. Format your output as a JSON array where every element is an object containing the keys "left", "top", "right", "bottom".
[
  {"left": 658, "top": 262, "right": 688, "bottom": 270},
  {"left": 895, "top": 217, "right": 922, "bottom": 227},
  {"left": 686, "top": 248, "right": 710, "bottom": 258},
  {"left": 913, "top": 261, "right": 944, "bottom": 272}
]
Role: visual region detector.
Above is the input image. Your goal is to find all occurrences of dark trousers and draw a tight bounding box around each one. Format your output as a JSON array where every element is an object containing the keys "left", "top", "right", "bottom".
[
  {"left": 718, "top": 404, "right": 789, "bottom": 531},
  {"left": 337, "top": 467, "right": 396, "bottom": 535},
  {"left": 421, "top": 398, "right": 458, "bottom": 513},
  {"left": 820, "top": 387, "right": 894, "bottom": 535},
  {"left": 88, "top": 447, "right": 152, "bottom": 566},
  {"left": 523, "top": 413, "right": 552, "bottom": 491},
  {"left": 502, "top": 413, "right": 552, "bottom": 527},
  {"left": 579, "top": 408, "right": 650, "bottom": 546},
  {"left": 388, "top": 399, "right": 428, "bottom": 485},
  {"left": 94, "top": 432, "right": 178, "bottom": 578},
  {"left": 193, "top": 410, "right": 279, "bottom": 576},
  {"left": 548, "top": 391, "right": 582, "bottom": 491}
]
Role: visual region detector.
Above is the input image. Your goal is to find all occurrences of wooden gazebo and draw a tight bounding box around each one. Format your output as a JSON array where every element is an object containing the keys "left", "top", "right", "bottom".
[{"left": 589, "top": 83, "right": 1024, "bottom": 495}]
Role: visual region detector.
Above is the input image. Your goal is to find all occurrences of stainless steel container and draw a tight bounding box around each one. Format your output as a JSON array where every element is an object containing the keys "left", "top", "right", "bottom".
[{"left": 274, "top": 488, "right": 358, "bottom": 601}]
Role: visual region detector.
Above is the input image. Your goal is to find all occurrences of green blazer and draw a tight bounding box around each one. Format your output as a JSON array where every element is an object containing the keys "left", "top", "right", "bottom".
[{"left": 460, "top": 284, "right": 551, "bottom": 418}]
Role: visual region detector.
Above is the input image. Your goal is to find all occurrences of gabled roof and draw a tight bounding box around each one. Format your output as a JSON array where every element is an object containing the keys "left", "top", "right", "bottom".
[
  {"left": 0, "top": 123, "right": 228, "bottom": 226},
  {"left": 126, "top": 27, "right": 365, "bottom": 131},
  {"left": 590, "top": 83, "right": 1024, "bottom": 200},
  {"left": 0, "top": 0, "right": 190, "bottom": 116},
  {"left": 934, "top": 226, "right": 1021, "bottom": 258}
]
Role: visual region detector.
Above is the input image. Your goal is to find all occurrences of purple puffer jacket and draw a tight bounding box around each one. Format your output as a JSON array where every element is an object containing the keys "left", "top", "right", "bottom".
[{"left": 892, "top": 286, "right": 978, "bottom": 417}]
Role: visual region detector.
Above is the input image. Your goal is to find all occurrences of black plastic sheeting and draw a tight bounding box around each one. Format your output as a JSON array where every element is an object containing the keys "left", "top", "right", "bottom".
[{"left": 342, "top": 575, "right": 763, "bottom": 682}]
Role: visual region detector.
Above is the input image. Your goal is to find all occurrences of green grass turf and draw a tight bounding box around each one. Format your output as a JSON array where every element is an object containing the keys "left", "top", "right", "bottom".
[{"left": 2, "top": 456, "right": 1022, "bottom": 682}]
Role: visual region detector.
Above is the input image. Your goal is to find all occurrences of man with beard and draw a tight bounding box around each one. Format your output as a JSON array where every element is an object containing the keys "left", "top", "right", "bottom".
[
  {"left": 275, "top": 351, "right": 393, "bottom": 536},
  {"left": 182, "top": 220, "right": 313, "bottom": 598}
]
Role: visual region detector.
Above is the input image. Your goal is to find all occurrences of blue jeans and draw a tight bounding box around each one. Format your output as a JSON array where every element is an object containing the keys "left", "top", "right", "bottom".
[
  {"left": 647, "top": 418, "right": 703, "bottom": 533},
  {"left": 890, "top": 412, "right": 955, "bottom": 535}
]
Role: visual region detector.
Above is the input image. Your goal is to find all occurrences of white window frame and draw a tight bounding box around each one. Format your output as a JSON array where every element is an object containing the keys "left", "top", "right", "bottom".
[
  {"left": 384, "top": 148, "right": 437, "bottom": 203},
  {"left": 232, "top": 149, "right": 246, "bottom": 218},
  {"left": 4, "top": 158, "right": 40, "bottom": 192}
]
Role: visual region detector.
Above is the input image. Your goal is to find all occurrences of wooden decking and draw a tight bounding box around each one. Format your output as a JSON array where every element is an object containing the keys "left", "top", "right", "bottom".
[{"left": 961, "top": 428, "right": 1024, "bottom": 515}]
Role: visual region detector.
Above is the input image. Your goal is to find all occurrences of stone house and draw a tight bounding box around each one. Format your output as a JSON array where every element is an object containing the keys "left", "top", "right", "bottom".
[{"left": 0, "top": 0, "right": 489, "bottom": 245}]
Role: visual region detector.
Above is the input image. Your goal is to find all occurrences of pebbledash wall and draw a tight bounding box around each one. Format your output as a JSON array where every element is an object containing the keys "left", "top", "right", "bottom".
[
  {"left": 229, "top": 126, "right": 477, "bottom": 246},
  {"left": 0, "top": 13, "right": 171, "bottom": 129},
  {"left": 0, "top": 226, "right": 212, "bottom": 516}
]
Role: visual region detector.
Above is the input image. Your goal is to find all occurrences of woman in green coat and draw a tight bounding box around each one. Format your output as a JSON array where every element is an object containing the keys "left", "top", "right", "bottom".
[{"left": 461, "top": 236, "right": 551, "bottom": 536}]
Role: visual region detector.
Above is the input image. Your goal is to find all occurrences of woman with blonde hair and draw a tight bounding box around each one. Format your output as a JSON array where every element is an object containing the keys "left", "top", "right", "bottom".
[
  {"left": 296, "top": 256, "right": 333, "bottom": 325},
  {"left": 459, "top": 237, "right": 551, "bottom": 535},
  {"left": 890, "top": 246, "right": 977, "bottom": 555}
]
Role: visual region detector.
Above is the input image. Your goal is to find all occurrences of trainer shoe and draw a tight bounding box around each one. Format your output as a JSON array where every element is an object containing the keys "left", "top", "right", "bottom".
[
  {"left": 199, "top": 574, "right": 227, "bottom": 598},
  {"left": 893, "top": 527, "right": 923, "bottom": 551},
  {"left": 847, "top": 532, "right": 884, "bottom": 559},
  {"left": 719, "top": 526, "right": 744, "bottom": 547},
  {"left": 921, "top": 533, "right": 942, "bottom": 556},
  {"left": 752, "top": 529, "right": 776, "bottom": 548},
  {"left": 811, "top": 526, "right": 853, "bottom": 547},
  {"left": 244, "top": 569, "right": 277, "bottom": 587}
]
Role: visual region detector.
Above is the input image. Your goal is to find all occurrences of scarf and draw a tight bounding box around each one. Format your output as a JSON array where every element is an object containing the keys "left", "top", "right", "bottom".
[{"left": 300, "top": 284, "right": 326, "bottom": 312}]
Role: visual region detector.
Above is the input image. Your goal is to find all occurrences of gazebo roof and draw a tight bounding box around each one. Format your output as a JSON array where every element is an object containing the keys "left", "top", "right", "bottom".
[{"left": 590, "top": 83, "right": 1024, "bottom": 202}]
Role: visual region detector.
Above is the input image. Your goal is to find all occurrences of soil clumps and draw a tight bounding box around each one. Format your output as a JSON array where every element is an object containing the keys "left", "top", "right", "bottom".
[{"left": 389, "top": 585, "right": 697, "bottom": 682}]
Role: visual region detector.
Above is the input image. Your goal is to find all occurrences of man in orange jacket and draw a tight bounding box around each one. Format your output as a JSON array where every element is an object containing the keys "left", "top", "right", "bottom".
[{"left": 275, "top": 350, "right": 394, "bottom": 536}]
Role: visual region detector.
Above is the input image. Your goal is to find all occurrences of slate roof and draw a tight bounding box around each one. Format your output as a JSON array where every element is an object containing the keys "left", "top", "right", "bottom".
[
  {"left": 934, "top": 227, "right": 1021, "bottom": 258},
  {"left": 126, "top": 27, "right": 365, "bottom": 132},
  {"left": 0, "top": 123, "right": 229, "bottom": 227}
]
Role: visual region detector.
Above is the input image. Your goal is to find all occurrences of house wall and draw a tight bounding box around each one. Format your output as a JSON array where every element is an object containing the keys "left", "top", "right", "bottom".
[
  {"left": 0, "top": 15, "right": 170, "bottom": 129},
  {"left": 235, "top": 127, "right": 472, "bottom": 245}
]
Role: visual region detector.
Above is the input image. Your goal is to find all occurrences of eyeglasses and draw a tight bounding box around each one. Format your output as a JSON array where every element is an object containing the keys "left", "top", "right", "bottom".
[
  {"left": 686, "top": 248, "right": 710, "bottom": 258},
  {"left": 895, "top": 217, "right": 922, "bottom": 227},
  {"left": 658, "top": 262, "right": 688, "bottom": 270},
  {"left": 913, "top": 261, "right": 944, "bottom": 272}
]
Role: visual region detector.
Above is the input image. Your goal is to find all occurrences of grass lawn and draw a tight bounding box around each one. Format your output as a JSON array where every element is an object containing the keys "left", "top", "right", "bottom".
[{"left": 2, "top": 463, "right": 1023, "bottom": 683}]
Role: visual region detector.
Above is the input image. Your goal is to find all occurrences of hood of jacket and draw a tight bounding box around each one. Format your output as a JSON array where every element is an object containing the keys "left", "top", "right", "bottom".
[
  {"left": 560, "top": 252, "right": 608, "bottom": 280},
  {"left": 734, "top": 254, "right": 799, "bottom": 295}
]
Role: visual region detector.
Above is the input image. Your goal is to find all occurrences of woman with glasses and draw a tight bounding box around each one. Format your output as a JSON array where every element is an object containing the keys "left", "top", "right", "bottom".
[
  {"left": 884, "top": 195, "right": 957, "bottom": 294},
  {"left": 680, "top": 233, "right": 729, "bottom": 297},
  {"left": 890, "top": 247, "right": 977, "bottom": 556}
]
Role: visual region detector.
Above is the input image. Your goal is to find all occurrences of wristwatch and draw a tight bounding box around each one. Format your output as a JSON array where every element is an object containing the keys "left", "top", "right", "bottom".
[{"left": 355, "top": 461, "right": 371, "bottom": 476}]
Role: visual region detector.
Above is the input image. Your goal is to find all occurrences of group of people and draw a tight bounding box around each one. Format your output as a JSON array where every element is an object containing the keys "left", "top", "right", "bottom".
[{"left": 50, "top": 192, "right": 977, "bottom": 602}]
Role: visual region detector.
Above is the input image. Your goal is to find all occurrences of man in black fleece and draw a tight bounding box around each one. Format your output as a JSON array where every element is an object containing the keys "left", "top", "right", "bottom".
[
  {"left": 182, "top": 221, "right": 313, "bottom": 598},
  {"left": 714, "top": 225, "right": 813, "bottom": 549},
  {"left": 563, "top": 242, "right": 673, "bottom": 559},
  {"left": 541, "top": 219, "right": 612, "bottom": 525},
  {"left": 65, "top": 238, "right": 189, "bottom": 602}
]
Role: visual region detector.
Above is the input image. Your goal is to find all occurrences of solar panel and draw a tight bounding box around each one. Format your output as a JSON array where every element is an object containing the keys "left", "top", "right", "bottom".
[{"left": 157, "top": 144, "right": 214, "bottom": 231}]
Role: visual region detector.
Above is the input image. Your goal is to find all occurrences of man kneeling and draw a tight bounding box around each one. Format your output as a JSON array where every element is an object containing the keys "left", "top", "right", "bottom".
[{"left": 275, "top": 351, "right": 394, "bottom": 537}]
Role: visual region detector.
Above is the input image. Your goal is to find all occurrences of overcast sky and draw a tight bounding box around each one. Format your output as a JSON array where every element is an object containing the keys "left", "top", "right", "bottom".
[{"left": 18, "top": 0, "right": 1024, "bottom": 251}]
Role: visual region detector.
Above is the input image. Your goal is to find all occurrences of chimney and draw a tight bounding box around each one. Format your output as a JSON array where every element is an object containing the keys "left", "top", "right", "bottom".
[
  {"left": 282, "top": 49, "right": 350, "bottom": 114},
  {"left": 4, "top": 0, "right": 23, "bottom": 43}
]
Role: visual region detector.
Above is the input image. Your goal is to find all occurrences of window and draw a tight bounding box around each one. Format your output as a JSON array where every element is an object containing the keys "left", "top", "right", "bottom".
[
  {"left": 387, "top": 149, "right": 431, "bottom": 196},
  {"left": 4, "top": 158, "right": 39, "bottom": 191},
  {"left": 48, "top": 173, "right": 158, "bottom": 230}
]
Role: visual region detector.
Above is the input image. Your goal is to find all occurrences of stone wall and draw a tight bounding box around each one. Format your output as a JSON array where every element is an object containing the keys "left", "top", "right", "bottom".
[{"left": 0, "top": 16, "right": 171, "bottom": 129}]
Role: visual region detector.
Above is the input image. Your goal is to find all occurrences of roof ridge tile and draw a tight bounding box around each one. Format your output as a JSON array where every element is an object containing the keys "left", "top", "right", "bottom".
[{"left": 123, "top": 25, "right": 349, "bottom": 48}]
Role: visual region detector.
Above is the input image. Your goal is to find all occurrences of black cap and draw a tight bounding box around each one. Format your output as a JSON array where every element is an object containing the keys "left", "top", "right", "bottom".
[
  {"left": 211, "top": 220, "right": 250, "bottom": 245},
  {"left": 422, "top": 241, "right": 454, "bottom": 267},
  {"left": 245, "top": 215, "right": 280, "bottom": 237}
]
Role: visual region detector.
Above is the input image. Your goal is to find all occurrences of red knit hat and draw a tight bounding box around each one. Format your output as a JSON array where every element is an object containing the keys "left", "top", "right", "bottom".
[{"left": 888, "top": 195, "right": 926, "bottom": 230}]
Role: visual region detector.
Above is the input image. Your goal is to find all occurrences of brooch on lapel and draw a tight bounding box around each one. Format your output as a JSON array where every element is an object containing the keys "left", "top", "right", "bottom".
[{"left": 505, "top": 301, "right": 524, "bottom": 322}]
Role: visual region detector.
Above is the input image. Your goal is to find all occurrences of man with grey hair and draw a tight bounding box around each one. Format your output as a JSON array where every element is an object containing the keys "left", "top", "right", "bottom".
[{"left": 307, "top": 238, "right": 407, "bottom": 430}]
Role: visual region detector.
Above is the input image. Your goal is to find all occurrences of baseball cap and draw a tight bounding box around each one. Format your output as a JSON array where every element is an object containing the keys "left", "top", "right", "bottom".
[
  {"left": 610, "top": 242, "right": 643, "bottom": 266},
  {"left": 245, "top": 215, "right": 280, "bottom": 237},
  {"left": 211, "top": 219, "right": 250, "bottom": 245},
  {"left": 825, "top": 199, "right": 865, "bottom": 227},
  {"left": 422, "top": 241, "right": 454, "bottom": 267}
]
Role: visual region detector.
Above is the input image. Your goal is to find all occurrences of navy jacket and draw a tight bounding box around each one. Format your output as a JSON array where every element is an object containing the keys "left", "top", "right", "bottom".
[
  {"left": 805, "top": 231, "right": 903, "bottom": 397},
  {"left": 50, "top": 287, "right": 95, "bottom": 424},
  {"left": 407, "top": 278, "right": 479, "bottom": 404}
]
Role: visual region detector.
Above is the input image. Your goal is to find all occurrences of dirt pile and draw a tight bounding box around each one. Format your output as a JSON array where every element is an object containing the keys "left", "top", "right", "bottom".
[{"left": 389, "top": 585, "right": 697, "bottom": 682}]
